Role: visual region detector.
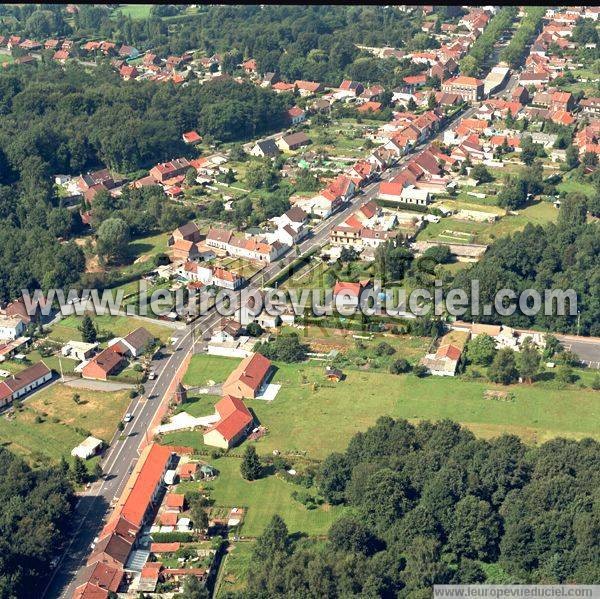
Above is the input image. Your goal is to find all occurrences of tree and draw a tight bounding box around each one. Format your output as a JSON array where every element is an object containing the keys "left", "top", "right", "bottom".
[
  {"left": 96, "top": 217, "right": 130, "bottom": 265},
  {"left": 240, "top": 445, "right": 261, "bottom": 481},
  {"left": 407, "top": 97, "right": 417, "bottom": 111},
  {"left": 71, "top": 455, "right": 87, "bottom": 484},
  {"left": 518, "top": 342, "right": 540, "bottom": 384},
  {"left": 317, "top": 452, "right": 351, "bottom": 504},
  {"left": 254, "top": 514, "right": 289, "bottom": 562},
  {"left": 257, "top": 333, "right": 307, "bottom": 363},
  {"left": 375, "top": 342, "right": 395, "bottom": 356},
  {"left": 245, "top": 322, "right": 263, "bottom": 337},
  {"left": 422, "top": 245, "right": 451, "bottom": 265},
  {"left": 470, "top": 164, "right": 493, "bottom": 184},
  {"left": 565, "top": 144, "right": 579, "bottom": 170},
  {"left": 180, "top": 575, "right": 209, "bottom": 599},
  {"left": 591, "top": 374, "right": 600, "bottom": 391},
  {"left": 488, "top": 348, "right": 519, "bottom": 385},
  {"left": 93, "top": 462, "right": 103, "bottom": 480},
  {"left": 79, "top": 314, "right": 97, "bottom": 343},
  {"left": 390, "top": 359, "right": 411, "bottom": 374},
  {"left": 558, "top": 194, "right": 588, "bottom": 228},
  {"left": 185, "top": 168, "right": 197, "bottom": 186},
  {"left": 413, "top": 364, "right": 429, "bottom": 378},
  {"left": 466, "top": 334, "right": 497, "bottom": 366},
  {"left": 189, "top": 501, "right": 209, "bottom": 532},
  {"left": 328, "top": 514, "right": 382, "bottom": 556}
]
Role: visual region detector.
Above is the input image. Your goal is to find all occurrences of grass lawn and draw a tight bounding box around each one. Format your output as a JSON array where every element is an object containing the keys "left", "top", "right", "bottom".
[
  {"left": 47, "top": 314, "right": 174, "bottom": 345},
  {"left": 557, "top": 177, "right": 596, "bottom": 198},
  {"left": 165, "top": 356, "right": 599, "bottom": 460},
  {"left": 183, "top": 355, "right": 239, "bottom": 387},
  {"left": 216, "top": 542, "right": 254, "bottom": 598},
  {"left": 112, "top": 4, "right": 153, "bottom": 19},
  {"left": 0, "top": 383, "right": 130, "bottom": 467},
  {"left": 179, "top": 457, "right": 344, "bottom": 537}
]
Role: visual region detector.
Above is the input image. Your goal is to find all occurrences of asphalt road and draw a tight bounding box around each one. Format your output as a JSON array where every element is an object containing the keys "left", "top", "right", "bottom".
[
  {"left": 556, "top": 334, "right": 600, "bottom": 369},
  {"left": 44, "top": 76, "right": 528, "bottom": 599}
]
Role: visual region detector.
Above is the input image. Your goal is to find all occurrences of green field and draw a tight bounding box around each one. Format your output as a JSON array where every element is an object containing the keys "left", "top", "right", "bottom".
[
  {"left": 113, "top": 4, "right": 153, "bottom": 19},
  {"left": 557, "top": 177, "right": 596, "bottom": 198},
  {"left": 182, "top": 355, "right": 239, "bottom": 387},
  {"left": 177, "top": 457, "right": 344, "bottom": 537},
  {"left": 165, "top": 356, "right": 600, "bottom": 459},
  {"left": 47, "top": 314, "right": 174, "bottom": 345},
  {"left": 418, "top": 201, "right": 557, "bottom": 245},
  {"left": 0, "top": 383, "right": 130, "bottom": 467}
]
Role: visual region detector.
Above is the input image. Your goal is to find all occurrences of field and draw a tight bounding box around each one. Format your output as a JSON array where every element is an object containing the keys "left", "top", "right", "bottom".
[
  {"left": 47, "top": 314, "right": 174, "bottom": 345},
  {"left": 178, "top": 457, "right": 344, "bottom": 537},
  {"left": 182, "top": 355, "right": 239, "bottom": 387},
  {"left": 112, "top": 4, "right": 153, "bottom": 19},
  {"left": 164, "top": 355, "right": 600, "bottom": 459},
  {"left": 418, "top": 201, "right": 557, "bottom": 245},
  {"left": 0, "top": 383, "right": 130, "bottom": 467}
]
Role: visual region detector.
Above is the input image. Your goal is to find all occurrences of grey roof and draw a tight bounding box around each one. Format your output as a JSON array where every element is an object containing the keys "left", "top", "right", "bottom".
[{"left": 255, "top": 139, "right": 280, "bottom": 155}]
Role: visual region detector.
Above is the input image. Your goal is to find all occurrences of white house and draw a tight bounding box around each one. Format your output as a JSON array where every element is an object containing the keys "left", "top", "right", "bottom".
[
  {"left": 71, "top": 436, "right": 104, "bottom": 460},
  {"left": 0, "top": 315, "right": 25, "bottom": 341}
]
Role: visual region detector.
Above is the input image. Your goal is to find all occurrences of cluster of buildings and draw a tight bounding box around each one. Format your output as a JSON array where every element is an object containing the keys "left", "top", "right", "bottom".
[{"left": 74, "top": 444, "right": 212, "bottom": 597}]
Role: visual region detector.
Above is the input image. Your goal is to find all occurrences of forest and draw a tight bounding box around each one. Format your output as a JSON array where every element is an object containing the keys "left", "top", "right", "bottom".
[
  {"left": 0, "top": 447, "right": 74, "bottom": 599},
  {"left": 223, "top": 419, "right": 600, "bottom": 598}
]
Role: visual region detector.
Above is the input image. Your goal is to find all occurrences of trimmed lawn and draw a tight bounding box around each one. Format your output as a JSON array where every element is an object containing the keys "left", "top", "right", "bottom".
[
  {"left": 557, "top": 178, "right": 596, "bottom": 198},
  {"left": 47, "top": 314, "right": 174, "bottom": 345},
  {"left": 0, "top": 383, "right": 130, "bottom": 466},
  {"left": 165, "top": 358, "right": 599, "bottom": 460},
  {"left": 183, "top": 355, "right": 239, "bottom": 387},
  {"left": 179, "top": 457, "right": 344, "bottom": 537}
]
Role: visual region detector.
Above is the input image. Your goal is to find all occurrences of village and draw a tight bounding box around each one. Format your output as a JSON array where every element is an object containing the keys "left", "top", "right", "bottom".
[{"left": 0, "top": 4, "right": 599, "bottom": 599}]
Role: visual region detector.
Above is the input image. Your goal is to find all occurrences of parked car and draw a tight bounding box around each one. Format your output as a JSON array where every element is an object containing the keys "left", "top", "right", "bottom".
[{"left": 124, "top": 413, "right": 134, "bottom": 423}]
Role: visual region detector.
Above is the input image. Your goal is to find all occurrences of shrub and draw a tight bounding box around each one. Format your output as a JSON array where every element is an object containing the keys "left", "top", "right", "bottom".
[
  {"left": 390, "top": 359, "right": 411, "bottom": 374},
  {"left": 374, "top": 342, "right": 396, "bottom": 357}
]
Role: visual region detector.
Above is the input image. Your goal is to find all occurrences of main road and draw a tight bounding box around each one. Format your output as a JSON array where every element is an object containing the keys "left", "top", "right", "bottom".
[{"left": 44, "top": 87, "right": 500, "bottom": 599}]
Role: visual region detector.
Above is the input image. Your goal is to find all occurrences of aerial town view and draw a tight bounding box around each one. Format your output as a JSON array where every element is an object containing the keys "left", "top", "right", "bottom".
[{"left": 0, "top": 3, "right": 599, "bottom": 599}]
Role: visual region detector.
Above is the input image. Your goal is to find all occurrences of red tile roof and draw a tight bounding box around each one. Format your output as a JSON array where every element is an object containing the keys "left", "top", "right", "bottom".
[
  {"left": 223, "top": 353, "right": 271, "bottom": 396},
  {"left": 209, "top": 395, "right": 253, "bottom": 442}
]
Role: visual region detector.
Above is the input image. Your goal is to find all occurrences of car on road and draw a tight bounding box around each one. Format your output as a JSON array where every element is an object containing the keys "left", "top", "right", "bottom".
[
  {"left": 148, "top": 371, "right": 156, "bottom": 380},
  {"left": 123, "top": 413, "right": 133, "bottom": 423}
]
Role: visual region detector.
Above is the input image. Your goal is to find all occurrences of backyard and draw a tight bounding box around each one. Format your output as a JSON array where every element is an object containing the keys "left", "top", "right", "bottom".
[{"left": 177, "top": 457, "right": 344, "bottom": 537}]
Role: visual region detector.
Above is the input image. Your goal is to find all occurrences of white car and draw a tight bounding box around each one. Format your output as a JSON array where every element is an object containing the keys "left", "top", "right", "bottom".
[
  {"left": 123, "top": 413, "right": 133, "bottom": 423},
  {"left": 148, "top": 371, "right": 156, "bottom": 380}
]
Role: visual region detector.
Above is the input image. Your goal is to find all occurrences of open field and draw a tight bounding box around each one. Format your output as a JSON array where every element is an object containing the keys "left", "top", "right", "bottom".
[
  {"left": 0, "top": 383, "right": 130, "bottom": 466},
  {"left": 417, "top": 201, "right": 557, "bottom": 245},
  {"left": 178, "top": 457, "right": 344, "bottom": 537},
  {"left": 182, "top": 355, "right": 239, "bottom": 387},
  {"left": 47, "top": 314, "right": 174, "bottom": 345},
  {"left": 164, "top": 355, "right": 600, "bottom": 460},
  {"left": 112, "top": 4, "right": 153, "bottom": 19}
]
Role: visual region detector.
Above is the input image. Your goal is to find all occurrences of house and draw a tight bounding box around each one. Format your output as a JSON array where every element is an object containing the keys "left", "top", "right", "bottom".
[
  {"left": 250, "top": 139, "right": 280, "bottom": 158},
  {"left": 0, "top": 315, "right": 25, "bottom": 341},
  {"left": 109, "top": 327, "right": 155, "bottom": 358},
  {"left": 119, "top": 65, "right": 139, "bottom": 80},
  {"left": 164, "top": 493, "right": 186, "bottom": 511},
  {"left": 118, "top": 44, "right": 139, "bottom": 59},
  {"left": 339, "top": 80, "right": 365, "bottom": 96},
  {"left": 78, "top": 169, "right": 116, "bottom": 191},
  {"left": 272, "top": 81, "right": 296, "bottom": 93},
  {"left": 203, "top": 395, "right": 254, "bottom": 449},
  {"left": 551, "top": 91, "right": 574, "bottom": 112},
  {"left": 53, "top": 49, "right": 70, "bottom": 63},
  {"left": 579, "top": 97, "right": 600, "bottom": 116},
  {"left": 276, "top": 132, "right": 310, "bottom": 152},
  {"left": 442, "top": 76, "right": 484, "bottom": 102},
  {"left": 261, "top": 71, "right": 278, "bottom": 86},
  {"left": 139, "top": 562, "right": 162, "bottom": 593},
  {"left": 286, "top": 106, "right": 306, "bottom": 125},
  {"left": 73, "top": 562, "right": 123, "bottom": 599},
  {"left": 212, "top": 267, "right": 246, "bottom": 290},
  {"left": 275, "top": 206, "right": 309, "bottom": 229},
  {"left": 182, "top": 131, "right": 202, "bottom": 145},
  {"left": 0, "top": 361, "right": 53, "bottom": 409},
  {"left": 149, "top": 158, "right": 191, "bottom": 183},
  {"left": 357, "top": 101, "right": 382, "bottom": 114},
  {"left": 241, "top": 58, "right": 257, "bottom": 73},
  {"left": 332, "top": 280, "right": 371, "bottom": 310},
  {"left": 212, "top": 318, "right": 243, "bottom": 343},
  {"left": 420, "top": 343, "right": 463, "bottom": 376},
  {"left": 169, "top": 221, "right": 202, "bottom": 246},
  {"left": 81, "top": 347, "right": 124, "bottom": 381},
  {"left": 222, "top": 352, "right": 272, "bottom": 399},
  {"left": 293, "top": 80, "right": 323, "bottom": 95}
]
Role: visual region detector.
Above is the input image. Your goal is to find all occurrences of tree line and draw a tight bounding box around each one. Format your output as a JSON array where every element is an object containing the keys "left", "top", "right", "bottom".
[{"left": 223, "top": 419, "right": 600, "bottom": 598}]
